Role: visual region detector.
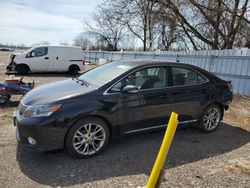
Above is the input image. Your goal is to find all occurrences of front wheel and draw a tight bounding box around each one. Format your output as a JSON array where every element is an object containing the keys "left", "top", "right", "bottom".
[
  {"left": 198, "top": 104, "right": 222, "bottom": 132},
  {"left": 16, "top": 65, "right": 29, "bottom": 75},
  {"left": 66, "top": 117, "right": 110, "bottom": 158}
]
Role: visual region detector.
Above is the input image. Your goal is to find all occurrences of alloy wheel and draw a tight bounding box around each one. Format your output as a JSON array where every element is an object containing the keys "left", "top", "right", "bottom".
[
  {"left": 73, "top": 123, "right": 106, "bottom": 155},
  {"left": 203, "top": 107, "right": 221, "bottom": 131}
]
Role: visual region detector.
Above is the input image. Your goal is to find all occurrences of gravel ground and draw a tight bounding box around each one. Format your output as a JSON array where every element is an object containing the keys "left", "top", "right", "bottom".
[{"left": 0, "top": 51, "right": 249, "bottom": 187}]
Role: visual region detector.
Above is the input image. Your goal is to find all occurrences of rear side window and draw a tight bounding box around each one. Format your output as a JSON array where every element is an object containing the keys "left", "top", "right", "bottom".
[
  {"left": 26, "top": 47, "right": 48, "bottom": 58},
  {"left": 171, "top": 67, "right": 207, "bottom": 86}
]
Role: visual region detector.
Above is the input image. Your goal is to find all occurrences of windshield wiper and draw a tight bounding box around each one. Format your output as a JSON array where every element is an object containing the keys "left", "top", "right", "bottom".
[
  {"left": 74, "top": 77, "right": 90, "bottom": 87},
  {"left": 72, "top": 76, "right": 76, "bottom": 81}
]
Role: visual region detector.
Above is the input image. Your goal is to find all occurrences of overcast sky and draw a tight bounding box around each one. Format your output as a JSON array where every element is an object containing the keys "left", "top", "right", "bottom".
[{"left": 0, "top": 0, "right": 103, "bottom": 46}]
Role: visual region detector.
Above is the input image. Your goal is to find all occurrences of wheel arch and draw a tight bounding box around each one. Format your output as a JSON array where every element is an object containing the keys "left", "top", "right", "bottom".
[
  {"left": 15, "top": 63, "right": 30, "bottom": 71},
  {"left": 63, "top": 114, "right": 114, "bottom": 148},
  {"left": 202, "top": 101, "right": 224, "bottom": 120},
  {"left": 68, "top": 64, "right": 80, "bottom": 71}
]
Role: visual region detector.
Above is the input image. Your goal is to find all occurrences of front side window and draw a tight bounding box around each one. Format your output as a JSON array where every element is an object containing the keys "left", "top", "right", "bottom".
[
  {"left": 26, "top": 47, "right": 48, "bottom": 58},
  {"left": 109, "top": 66, "right": 166, "bottom": 93},
  {"left": 171, "top": 67, "right": 207, "bottom": 86}
]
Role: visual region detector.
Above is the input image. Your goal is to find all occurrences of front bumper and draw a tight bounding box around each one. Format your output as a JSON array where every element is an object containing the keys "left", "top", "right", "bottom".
[
  {"left": 6, "top": 62, "right": 17, "bottom": 71},
  {"left": 14, "top": 111, "right": 67, "bottom": 152}
]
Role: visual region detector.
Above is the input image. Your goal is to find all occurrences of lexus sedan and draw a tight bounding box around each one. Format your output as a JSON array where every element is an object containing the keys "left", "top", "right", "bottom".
[{"left": 14, "top": 60, "right": 233, "bottom": 158}]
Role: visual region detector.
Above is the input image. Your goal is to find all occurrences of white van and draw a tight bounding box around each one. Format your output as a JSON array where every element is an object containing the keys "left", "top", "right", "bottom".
[{"left": 6, "top": 45, "right": 85, "bottom": 74}]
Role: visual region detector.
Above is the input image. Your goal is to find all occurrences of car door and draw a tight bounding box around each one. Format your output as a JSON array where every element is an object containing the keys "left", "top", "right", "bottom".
[
  {"left": 167, "top": 65, "right": 210, "bottom": 122},
  {"left": 108, "top": 65, "right": 172, "bottom": 134},
  {"left": 25, "top": 47, "right": 50, "bottom": 72}
]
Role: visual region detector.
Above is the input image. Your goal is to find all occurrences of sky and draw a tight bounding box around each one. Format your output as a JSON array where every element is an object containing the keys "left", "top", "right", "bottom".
[{"left": 0, "top": 0, "right": 103, "bottom": 46}]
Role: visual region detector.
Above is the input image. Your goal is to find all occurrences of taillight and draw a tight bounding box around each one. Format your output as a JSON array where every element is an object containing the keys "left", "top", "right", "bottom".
[{"left": 227, "top": 81, "right": 233, "bottom": 91}]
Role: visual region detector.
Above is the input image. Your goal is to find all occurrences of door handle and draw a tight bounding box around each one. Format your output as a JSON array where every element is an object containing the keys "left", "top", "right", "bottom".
[
  {"left": 56, "top": 56, "right": 58, "bottom": 60},
  {"left": 44, "top": 57, "right": 49, "bottom": 59}
]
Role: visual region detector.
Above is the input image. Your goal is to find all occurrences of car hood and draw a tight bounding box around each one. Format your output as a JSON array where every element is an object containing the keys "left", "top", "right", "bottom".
[{"left": 22, "top": 79, "right": 96, "bottom": 105}]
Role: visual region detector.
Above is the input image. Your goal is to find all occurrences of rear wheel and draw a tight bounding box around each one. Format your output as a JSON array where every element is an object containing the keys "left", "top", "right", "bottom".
[
  {"left": 199, "top": 104, "right": 222, "bottom": 132},
  {"left": 16, "top": 64, "right": 30, "bottom": 75},
  {"left": 0, "top": 95, "right": 8, "bottom": 105},
  {"left": 68, "top": 65, "right": 79, "bottom": 75},
  {"left": 66, "top": 117, "right": 110, "bottom": 158}
]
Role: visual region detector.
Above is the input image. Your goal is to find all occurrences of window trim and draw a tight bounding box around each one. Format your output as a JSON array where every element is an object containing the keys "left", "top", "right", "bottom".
[
  {"left": 104, "top": 65, "right": 168, "bottom": 95},
  {"left": 25, "top": 47, "right": 48, "bottom": 58},
  {"left": 103, "top": 64, "right": 209, "bottom": 95},
  {"left": 169, "top": 65, "right": 209, "bottom": 88}
]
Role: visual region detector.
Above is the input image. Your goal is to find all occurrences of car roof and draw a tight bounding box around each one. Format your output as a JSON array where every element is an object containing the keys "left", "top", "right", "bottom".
[
  {"left": 112, "top": 59, "right": 219, "bottom": 81},
  {"left": 113, "top": 59, "right": 198, "bottom": 69}
]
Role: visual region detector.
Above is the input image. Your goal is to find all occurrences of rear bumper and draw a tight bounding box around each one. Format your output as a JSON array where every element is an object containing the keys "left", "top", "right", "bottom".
[
  {"left": 222, "top": 99, "right": 232, "bottom": 110},
  {"left": 14, "top": 111, "right": 67, "bottom": 152}
]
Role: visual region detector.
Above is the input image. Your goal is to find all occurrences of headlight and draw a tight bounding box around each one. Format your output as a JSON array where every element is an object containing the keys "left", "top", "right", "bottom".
[{"left": 23, "top": 104, "right": 61, "bottom": 117}]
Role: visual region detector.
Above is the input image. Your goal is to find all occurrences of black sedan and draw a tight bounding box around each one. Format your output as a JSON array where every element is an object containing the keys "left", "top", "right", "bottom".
[{"left": 14, "top": 60, "right": 233, "bottom": 158}]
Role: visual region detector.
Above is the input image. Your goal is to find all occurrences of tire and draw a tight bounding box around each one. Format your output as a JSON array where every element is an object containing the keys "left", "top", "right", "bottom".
[
  {"left": 16, "top": 64, "right": 29, "bottom": 75},
  {"left": 5, "top": 95, "right": 11, "bottom": 100},
  {"left": 198, "top": 104, "right": 222, "bottom": 132},
  {"left": 68, "top": 65, "right": 79, "bottom": 75},
  {"left": 66, "top": 117, "right": 110, "bottom": 158},
  {"left": 0, "top": 96, "right": 8, "bottom": 105}
]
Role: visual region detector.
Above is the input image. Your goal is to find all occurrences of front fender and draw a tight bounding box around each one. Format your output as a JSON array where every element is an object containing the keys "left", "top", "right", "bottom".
[{"left": 58, "top": 100, "right": 116, "bottom": 130}]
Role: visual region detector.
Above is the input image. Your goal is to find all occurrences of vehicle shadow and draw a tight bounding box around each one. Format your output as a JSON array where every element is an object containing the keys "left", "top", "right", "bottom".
[{"left": 16, "top": 122, "right": 250, "bottom": 187}]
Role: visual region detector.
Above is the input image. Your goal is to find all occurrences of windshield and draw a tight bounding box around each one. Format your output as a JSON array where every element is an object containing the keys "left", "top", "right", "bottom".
[
  {"left": 78, "top": 61, "right": 135, "bottom": 87},
  {"left": 22, "top": 46, "right": 36, "bottom": 54}
]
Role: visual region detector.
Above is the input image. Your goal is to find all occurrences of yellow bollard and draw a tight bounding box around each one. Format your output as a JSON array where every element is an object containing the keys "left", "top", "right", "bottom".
[{"left": 146, "top": 112, "right": 178, "bottom": 188}]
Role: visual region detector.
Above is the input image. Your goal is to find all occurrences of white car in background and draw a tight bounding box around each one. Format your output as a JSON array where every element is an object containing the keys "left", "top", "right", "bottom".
[{"left": 6, "top": 45, "right": 85, "bottom": 75}]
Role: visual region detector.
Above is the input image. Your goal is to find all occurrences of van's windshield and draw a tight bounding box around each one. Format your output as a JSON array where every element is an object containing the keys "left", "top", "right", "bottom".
[
  {"left": 23, "top": 47, "right": 36, "bottom": 54},
  {"left": 78, "top": 61, "right": 135, "bottom": 87}
]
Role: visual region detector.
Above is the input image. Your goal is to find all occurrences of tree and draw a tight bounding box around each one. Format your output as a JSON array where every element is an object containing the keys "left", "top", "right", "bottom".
[
  {"left": 85, "top": 2, "right": 125, "bottom": 51},
  {"left": 109, "top": 0, "right": 159, "bottom": 51},
  {"left": 72, "top": 32, "right": 91, "bottom": 49},
  {"left": 154, "top": 4, "right": 184, "bottom": 50},
  {"left": 153, "top": 0, "right": 250, "bottom": 49}
]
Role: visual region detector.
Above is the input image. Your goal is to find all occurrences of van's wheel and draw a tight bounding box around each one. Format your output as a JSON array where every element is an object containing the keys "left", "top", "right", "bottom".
[
  {"left": 16, "top": 65, "right": 30, "bottom": 75},
  {"left": 0, "top": 96, "right": 8, "bottom": 105},
  {"left": 66, "top": 117, "right": 110, "bottom": 158},
  {"left": 68, "top": 65, "right": 79, "bottom": 75},
  {"left": 198, "top": 104, "right": 222, "bottom": 132}
]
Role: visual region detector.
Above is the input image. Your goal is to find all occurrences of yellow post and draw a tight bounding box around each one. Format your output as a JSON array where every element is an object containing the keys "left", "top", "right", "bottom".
[{"left": 146, "top": 112, "right": 178, "bottom": 188}]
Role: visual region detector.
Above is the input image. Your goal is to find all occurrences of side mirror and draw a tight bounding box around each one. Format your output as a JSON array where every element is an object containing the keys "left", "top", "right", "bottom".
[{"left": 121, "top": 85, "right": 138, "bottom": 93}]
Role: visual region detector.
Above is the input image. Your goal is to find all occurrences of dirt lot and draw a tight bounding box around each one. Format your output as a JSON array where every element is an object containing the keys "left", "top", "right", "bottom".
[{"left": 0, "top": 51, "right": 249, "bottom": 187}]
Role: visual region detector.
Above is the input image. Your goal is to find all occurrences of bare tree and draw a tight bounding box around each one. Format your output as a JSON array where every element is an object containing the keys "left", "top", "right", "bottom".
[
  {"left": 154, "top": 4, "right": 184, "bottom": 50},
  {"left": 73, "top": 32, "right": 91, "bottom": 49},
  {"left": 153, "top": 0, "right": 250, "bottom": 49},
  {"left": 85, "top": 3, "right": 125, "bottom": 51},
  {"left": 109, "top": 0, "right": 159, "bottom": 51}
]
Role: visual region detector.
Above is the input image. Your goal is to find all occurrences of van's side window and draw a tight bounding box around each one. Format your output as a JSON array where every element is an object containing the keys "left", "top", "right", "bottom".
[{"left": 26, "top": 47, "right": 48, "bottom": 58}]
